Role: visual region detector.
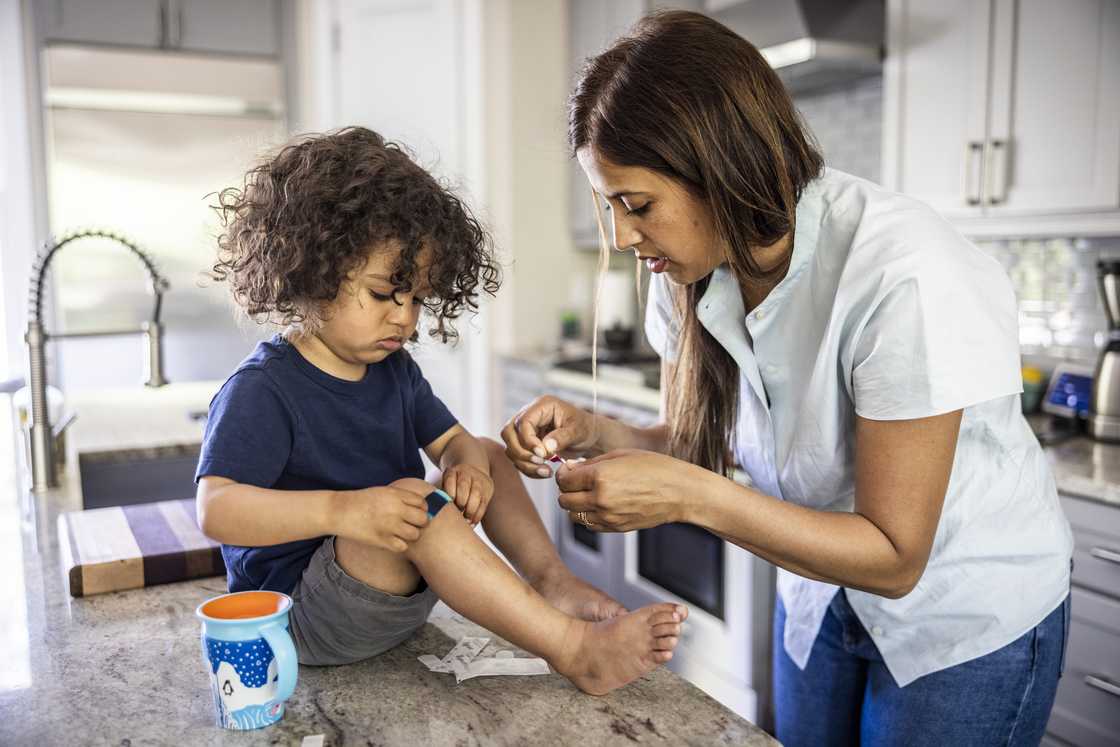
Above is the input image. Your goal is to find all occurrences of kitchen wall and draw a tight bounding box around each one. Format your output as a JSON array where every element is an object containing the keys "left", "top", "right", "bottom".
[
  {"left": 485, "top": 0, "right": 575, "bottom": 358},
  {"left": 794, "top": 75, "right": 1117, "bottom": 366},
  {"left": 0, "top": 0, "right": 49, "bottom": 383},
  {"left": 794, "top": 75, "right": 883, "bottom": 183}
]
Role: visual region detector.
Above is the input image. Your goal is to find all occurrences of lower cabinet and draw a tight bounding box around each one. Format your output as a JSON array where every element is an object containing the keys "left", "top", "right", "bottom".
[{"left": 1048, "top": 494, "right": 1120, "bottom": 746}]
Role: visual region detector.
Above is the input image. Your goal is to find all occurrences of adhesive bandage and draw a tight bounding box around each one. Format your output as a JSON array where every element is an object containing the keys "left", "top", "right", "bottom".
[{"left": 425, "top": 488, "right": 453, "bottom": 518}]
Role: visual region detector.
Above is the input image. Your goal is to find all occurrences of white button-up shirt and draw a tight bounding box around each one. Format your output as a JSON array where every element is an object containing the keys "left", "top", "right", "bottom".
[{"left": 645, "top": 168, "right": 1073, "bottom": 686}]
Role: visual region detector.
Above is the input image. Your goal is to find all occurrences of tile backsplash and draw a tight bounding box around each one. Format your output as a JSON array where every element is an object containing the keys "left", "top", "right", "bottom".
[
  {"left": 793, "top": 77, "right": 1116, "bottom": 366},
  {"left": 977, "top": 237, "right": 1118, "bottom": 364},
  {"left": 794, "top": 75, "right": 883, "bottom": 183}
]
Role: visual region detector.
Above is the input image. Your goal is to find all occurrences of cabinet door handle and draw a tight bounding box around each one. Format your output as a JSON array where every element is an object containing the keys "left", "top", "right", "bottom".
[
  {"left": 158, "top": 0, "right": 168, "bottom": 48},
  {"left": 984, "top": 139, "right": 1008, "bottom": 205},
  {"left": 1090, "top": 546, "right": 1120, "bottom": 565},
  {"left": 963, "top": 141, "right": 984, "bottom": 206},
  {"left": 172, "top": 0, "right": 183, "bottom": 48},
  {"left": 1086, "top": 675, "right": 1120, "bottom": 698}
]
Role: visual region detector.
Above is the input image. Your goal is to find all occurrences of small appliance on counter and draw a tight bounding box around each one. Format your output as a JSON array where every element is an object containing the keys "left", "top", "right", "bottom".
[
  {"left": 598, "top": 269, "right": 639, "bottom": 354},
  {"left": 1034, "top": 362, "right": 1095, "bottom": 445},
  {"left": 1089, "top": 258, "right": 1120, "bottom": 442}
]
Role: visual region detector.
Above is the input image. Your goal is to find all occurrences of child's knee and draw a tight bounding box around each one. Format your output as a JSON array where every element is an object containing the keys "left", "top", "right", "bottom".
[
  {"left": 479, "top": 437, "right": 510, "bottom": 466},
  {"left": 334, "top": 535, "right": 420, "bottom": 595}
]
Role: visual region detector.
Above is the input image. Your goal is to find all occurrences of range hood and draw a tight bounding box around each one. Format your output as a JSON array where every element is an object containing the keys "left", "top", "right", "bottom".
[{"left": 705, "top": 0, "right": 884, "bottom": 93}]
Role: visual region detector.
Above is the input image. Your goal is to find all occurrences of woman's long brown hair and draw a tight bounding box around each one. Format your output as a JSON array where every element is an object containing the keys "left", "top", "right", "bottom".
[{"left": 569, "top": 10, "right": 823, "bottom": 476}]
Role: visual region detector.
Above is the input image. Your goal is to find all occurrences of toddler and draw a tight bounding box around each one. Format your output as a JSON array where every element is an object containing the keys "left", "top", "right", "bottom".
[{"left": 195, "top": 127, "right": 686, "bottom": 695}]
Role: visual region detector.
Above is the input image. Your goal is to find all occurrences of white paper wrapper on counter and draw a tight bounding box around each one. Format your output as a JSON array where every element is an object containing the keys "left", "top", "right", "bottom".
[{"left": 419, "top": 636, "right": 550, "bottom": 683}]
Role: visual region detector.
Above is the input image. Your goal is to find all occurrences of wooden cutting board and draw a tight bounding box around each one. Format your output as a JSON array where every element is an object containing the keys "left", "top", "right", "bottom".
[{"left": 58, "top": 498, "right": 225, "bottom": 597}]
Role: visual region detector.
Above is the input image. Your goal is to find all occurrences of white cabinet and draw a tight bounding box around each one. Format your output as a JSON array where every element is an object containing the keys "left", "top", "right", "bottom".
[
  {"left": 987, "top": 0, "right": 1120, "bottom": 217},
  {"left": 37, "top": 0, "right": 279, "bottom": 57},
  {"left": 883, "top": 0, "right": 1120, "bottom": 237},
  {"left": 882, "top": 0, "right": 992, "bottom": 219},
  {"left": 40, "top": 0, "right": 163, "bottom": 48},
  {"left": 176, "top": 0, "right": 279, "bottom": 57}
]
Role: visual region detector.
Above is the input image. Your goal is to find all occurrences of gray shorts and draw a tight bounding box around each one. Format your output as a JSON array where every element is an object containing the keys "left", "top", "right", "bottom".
[{"left": 288, "top": 536, "right": 439, "bottom": 666}]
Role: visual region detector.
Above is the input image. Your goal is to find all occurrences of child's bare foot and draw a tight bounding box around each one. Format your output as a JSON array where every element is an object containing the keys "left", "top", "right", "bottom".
[
  {"left": 554, "top": 603, "right": 688, "bottom": 696},
  {"left": 532, "top": 569, "right": 627, "bottom": 622}
]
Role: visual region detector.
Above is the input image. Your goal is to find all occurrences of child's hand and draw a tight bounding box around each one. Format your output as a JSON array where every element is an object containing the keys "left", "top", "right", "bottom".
[
  {"left": 335, "top": 482, "right": 430, "bottom": 553},
  {"left": 442, "top": 464, "right": 494, "bottom": 526}
]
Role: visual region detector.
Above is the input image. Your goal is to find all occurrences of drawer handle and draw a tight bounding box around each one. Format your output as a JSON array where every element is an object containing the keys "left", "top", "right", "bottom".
[
  {"left": 983, "top": 139, "right": 1008, "bottom": 205},
  {"left": 963, "top": 141, "right": 984, "bottom": 206},
  {"left": 1089, "top": 547, "right": 1120, "bottom": 565},
  {"left": 1085, "top": 675, "right": 1120, "bottom": 698}
]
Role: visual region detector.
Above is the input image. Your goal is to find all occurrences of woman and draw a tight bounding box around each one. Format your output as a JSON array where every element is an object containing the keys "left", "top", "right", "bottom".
[{"left": 501, "top": 10, "right": 1072, "bottom": 746}]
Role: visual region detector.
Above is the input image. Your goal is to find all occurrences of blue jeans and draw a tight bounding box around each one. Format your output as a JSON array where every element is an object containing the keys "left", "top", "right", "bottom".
[{"left": 773, "top": 589, "right": 1070, "bottom": 747}]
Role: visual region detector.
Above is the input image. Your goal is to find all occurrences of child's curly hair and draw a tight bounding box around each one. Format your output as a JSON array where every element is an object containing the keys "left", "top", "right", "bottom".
[{"left": 210, "top": 126, "right": 500, "bottom": 343}]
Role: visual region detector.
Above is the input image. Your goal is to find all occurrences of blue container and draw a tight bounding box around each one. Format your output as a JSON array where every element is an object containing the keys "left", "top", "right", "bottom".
[{"left": 196, "top": 590, "right": 298, "bottom": 730}]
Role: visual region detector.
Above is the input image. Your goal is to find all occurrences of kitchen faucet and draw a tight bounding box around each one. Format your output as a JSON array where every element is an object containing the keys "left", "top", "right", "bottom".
[{"left": 25, "top": 229, "right": 170, "bottom": 493}]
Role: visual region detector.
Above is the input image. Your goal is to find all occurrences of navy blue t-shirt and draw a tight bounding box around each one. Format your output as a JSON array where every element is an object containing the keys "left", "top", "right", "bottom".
[{"left": 195, "top": 334, "right": 458, "bottom": 594}]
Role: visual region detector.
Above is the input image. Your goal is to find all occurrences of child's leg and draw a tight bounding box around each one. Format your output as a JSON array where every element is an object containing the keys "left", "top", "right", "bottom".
[
  {"left": 474, "top": 438, "right": 625, "bottom": 621},
  {"left": 334, "top": 479, "right": 686, "bottom": 696}
]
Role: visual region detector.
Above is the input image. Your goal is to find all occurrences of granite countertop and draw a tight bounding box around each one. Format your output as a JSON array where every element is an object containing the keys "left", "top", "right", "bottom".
[
  {"left": 0, "top": 394, "right": 775, "bottom": 746},
  {"left": 1026, "top": 415, "right": 1120, "bottom": 508},
  {"left": 1041, "top": 434, "right": 1120, "bottom": 507}
]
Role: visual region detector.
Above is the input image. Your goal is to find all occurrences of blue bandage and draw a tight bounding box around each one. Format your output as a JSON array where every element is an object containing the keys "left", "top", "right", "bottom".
[{"left": 425, "top": 488, "right": 453, "bottom": 518}]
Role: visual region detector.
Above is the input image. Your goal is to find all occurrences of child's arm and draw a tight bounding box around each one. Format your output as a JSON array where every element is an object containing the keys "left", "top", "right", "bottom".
[
  {"left": 197, "top": 476, "right": 430, "bottom": 553},
  {"left": 424, "top": 424, "right": 493, "bottom": 526}
]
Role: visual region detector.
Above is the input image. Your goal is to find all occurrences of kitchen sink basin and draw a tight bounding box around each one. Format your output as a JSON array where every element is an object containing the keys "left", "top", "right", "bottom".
[{"left": 79, "top": 443, "right": 201, "bottom": 510}]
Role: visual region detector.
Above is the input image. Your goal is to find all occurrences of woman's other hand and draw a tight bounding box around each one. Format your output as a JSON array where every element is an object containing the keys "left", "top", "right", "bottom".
[
  {"left": 555, "top": 449, "right": 709, "bottom": 532},
  {"left": 500, "top": 396, "right": 598, "bottom": 479}
]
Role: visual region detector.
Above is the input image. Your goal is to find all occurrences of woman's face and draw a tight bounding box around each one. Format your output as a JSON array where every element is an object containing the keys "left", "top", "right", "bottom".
[{"left": 576, "top": 147, "right": 725, "bottom": 285}]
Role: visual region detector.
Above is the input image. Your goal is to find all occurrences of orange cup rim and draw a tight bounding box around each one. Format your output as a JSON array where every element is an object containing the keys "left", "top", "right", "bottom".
[{"left": 195, "top": 590, "right": 292, "bottom": 622}]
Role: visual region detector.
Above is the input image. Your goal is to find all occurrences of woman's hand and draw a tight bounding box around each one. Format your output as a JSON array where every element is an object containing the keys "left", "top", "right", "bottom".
[
  {"left": 442, "top": 463, "right": 494, "bottom": 526},
  {"left": 500, "top": 396, "right": 598, "bottom": 479},
  {"left": 555, "top": 449, "right": 711, "bottom": 532}
]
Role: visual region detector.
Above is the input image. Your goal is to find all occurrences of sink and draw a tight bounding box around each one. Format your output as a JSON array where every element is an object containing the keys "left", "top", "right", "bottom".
[{"left": 78, "top": 443, "right": 201, "bottom": 509}]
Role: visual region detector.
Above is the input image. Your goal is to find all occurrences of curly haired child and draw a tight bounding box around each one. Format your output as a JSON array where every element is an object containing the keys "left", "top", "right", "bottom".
[{"left": 195, "top": 126, "right": 686, "bottom": 695}]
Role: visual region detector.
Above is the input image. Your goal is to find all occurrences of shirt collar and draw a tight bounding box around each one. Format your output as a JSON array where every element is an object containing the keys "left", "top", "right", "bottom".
[
  {"left": 691, "top": 171, "right": 828, "bottom": 408},
  {"left": 695, "top": 170, "right": 827, "bottom": 341}
]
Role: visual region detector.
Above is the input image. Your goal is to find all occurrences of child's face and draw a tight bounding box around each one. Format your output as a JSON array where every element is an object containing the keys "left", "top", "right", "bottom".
[{"left": 317, "top": 243, "right": 433, "bottom": 366}]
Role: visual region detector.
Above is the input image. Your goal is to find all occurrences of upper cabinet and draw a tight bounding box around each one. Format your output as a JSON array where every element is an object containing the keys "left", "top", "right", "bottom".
[
  {"left": 883, "top": 0, "right": 1120, "bottom": 237},
  {"left": 39, "top": 0, "right": 163, "bottom": 49},
  {"left": 38, "top": 0, "right": 279, "bottom": 57},
  {"left": 176, "top": 0, "right": 279, "bottom": 57}
]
